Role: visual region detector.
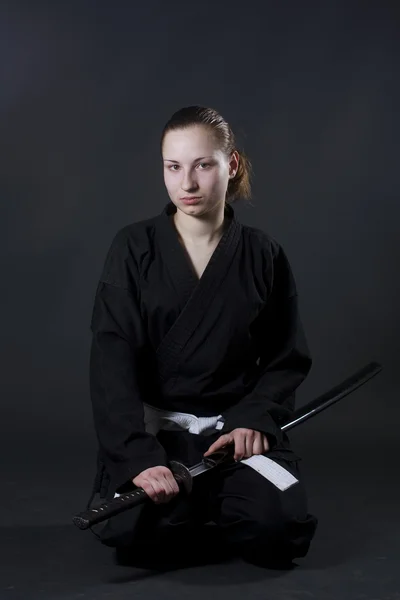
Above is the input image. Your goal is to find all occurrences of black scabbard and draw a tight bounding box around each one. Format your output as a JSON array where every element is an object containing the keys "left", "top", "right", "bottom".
[{"left": 281, "top": 361, "right": 382, "bottom": 431}]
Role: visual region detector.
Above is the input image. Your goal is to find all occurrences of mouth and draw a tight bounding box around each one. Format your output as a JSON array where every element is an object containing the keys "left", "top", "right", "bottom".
[{"left": 181, "top": 197, "right": 202, "bottom": 205}]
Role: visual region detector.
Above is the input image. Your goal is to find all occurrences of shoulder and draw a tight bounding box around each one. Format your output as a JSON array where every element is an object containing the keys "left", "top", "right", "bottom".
[
  {"left": 241, "top": 223, "right": 282, "bottom": 261},
  {"left": 105, "top": 213, "right": 159, "bottom": 261},
  {"left": 241, "top": 223, "right": 297, "bottom": 296},
  {"left": 107, "top": 214, "right": 158, "bottom": 254},
  {"left": 99, "top": 215, "right": 158, "bottom": 288}
]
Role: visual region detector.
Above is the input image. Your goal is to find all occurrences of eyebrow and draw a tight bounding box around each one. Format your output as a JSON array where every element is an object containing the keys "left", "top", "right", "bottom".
[{"left": 163, "top": 156, "right": 213, "bottom": 163}]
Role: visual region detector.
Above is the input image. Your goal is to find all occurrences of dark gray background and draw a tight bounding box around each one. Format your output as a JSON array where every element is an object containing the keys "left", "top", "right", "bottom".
[{"left": 1, "top": 2, "right": 399, "bottom": 598}]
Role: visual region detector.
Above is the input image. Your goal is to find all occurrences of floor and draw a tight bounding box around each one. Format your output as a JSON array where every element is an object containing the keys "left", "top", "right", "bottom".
[{"left": 1, "top": 399, "right": 399, "bottom": 600}]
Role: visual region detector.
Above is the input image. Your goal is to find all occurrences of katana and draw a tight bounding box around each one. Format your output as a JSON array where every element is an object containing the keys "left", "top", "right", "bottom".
[{"left": 72, "top": 360, "right": 382, "bottom": 531}]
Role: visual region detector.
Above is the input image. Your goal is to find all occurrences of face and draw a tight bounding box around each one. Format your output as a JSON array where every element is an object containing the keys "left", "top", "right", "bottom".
[{"left": 162, "top": 125, "right": 239, "bottom": 217}]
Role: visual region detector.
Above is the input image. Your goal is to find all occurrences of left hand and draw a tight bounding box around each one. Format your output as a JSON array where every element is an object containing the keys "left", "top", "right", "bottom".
[{"left": 203, "top": 428, "right": 269, "bottom": 461}]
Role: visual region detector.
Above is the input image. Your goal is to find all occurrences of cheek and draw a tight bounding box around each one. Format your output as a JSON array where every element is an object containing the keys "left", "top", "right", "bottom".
[
  {"left": 205, "top": 171, "right": 228, "bottom": 191},
  {"left": 164, "top": 172, "right": 176, "bottom": 189}
]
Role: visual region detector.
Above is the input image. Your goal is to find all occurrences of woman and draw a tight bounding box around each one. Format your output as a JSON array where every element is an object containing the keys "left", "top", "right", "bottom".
[{"left": 87, "top": 106, "right": 318, "bottom": 568}]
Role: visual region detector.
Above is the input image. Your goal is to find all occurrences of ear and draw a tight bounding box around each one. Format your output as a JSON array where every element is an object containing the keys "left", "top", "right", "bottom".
[{"left": 229, "top": 150, "right": 240, "bottom": 178}]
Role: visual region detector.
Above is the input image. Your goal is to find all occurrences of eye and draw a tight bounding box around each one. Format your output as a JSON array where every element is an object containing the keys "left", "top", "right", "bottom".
[
  {"left": 198, "top": 162, "right": 210, "bottom": 169},
  {"left": 168, "top": 165, "right": 180, "bottom": 171}
]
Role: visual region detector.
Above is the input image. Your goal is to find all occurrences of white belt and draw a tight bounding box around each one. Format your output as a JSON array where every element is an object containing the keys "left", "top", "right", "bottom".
[
  {"left": 143, "top": 402, "right": 225, "bottom": 436},
  {"left": 114, "top": 403, "right": 298, "bottom": 496}
]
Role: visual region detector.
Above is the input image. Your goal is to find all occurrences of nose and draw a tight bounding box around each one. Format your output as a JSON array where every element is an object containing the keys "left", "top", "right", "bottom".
[{"left": 181, "top": 169, "right": 199, "bottom": 192}]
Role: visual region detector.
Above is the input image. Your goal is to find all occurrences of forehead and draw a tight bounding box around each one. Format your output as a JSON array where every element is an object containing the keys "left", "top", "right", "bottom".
[{"left": 162, "top": 126, "right": 222, "bottom": 160}]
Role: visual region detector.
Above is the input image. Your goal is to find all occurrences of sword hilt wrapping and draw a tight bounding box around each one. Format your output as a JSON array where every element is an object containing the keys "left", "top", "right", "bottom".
[
  {"left": 72, "top": 487, "right": 149, "bottom": 530},
  {"left": 72, "top": 460, "right": 192, "bottom": 530}
]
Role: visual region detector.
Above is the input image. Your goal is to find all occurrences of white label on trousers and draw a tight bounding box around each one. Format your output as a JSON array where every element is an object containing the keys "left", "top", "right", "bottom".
[{"left": 241, "top": 455, "right": 299, "bottom": 491}]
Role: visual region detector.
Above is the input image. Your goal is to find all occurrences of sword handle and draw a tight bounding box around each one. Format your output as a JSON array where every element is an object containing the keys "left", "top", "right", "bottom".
[
  {"left": 72, "top": 460, "right": 190, "bottom": 530},
  {"left": 72, "top": 487, "right": 150, "bottom": 530}
]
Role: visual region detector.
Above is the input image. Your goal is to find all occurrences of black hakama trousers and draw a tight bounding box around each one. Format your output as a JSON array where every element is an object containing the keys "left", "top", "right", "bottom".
[{"left": 91, "top": 430, "right": 318, "bottom": 567}]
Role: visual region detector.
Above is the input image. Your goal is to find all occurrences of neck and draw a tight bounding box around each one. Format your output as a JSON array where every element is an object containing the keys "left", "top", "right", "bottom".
[{"left": 172, "top": 201, "right": 226, "bottom": 245}]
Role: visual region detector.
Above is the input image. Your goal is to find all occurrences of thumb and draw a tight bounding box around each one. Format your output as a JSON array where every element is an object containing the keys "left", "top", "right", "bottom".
[{"left": 204, "top": 434, "right": 231, "bottom": 456}]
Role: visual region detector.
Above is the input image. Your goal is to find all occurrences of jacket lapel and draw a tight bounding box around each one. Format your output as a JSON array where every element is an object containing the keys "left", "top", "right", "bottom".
[{"left": 154, "top": 201, "right": 242, "bottom": 389}]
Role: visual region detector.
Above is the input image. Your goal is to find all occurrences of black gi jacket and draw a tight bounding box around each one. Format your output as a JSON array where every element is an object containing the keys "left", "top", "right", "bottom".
[{"left": 88, "top": 201, "right": 312, "bottom": 501}]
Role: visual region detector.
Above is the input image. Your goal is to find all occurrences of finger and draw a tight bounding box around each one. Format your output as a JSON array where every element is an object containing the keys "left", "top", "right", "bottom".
[
  {"left": 141, "top": 481, "right": 159, "bottom": 503},
  {"left": 252, "top": 434, "right": 264, "bottom": 455},
  {"left": 244, "top": 431, "right": 256, "bottom": 458},
  {"left": 204, "top": 435, "right": 228, "bottom": 456},
  {"left": 168, "top": 473, "right": 180, "bottom": 495},
  {"left": 164, "top": 473, "right": 180, "bottom": 496},
  {"left": 159, "top": 477, "right": 176, "bottom": 503},
  {"left": 233, "top": 431, "right": 247, "bottom": 461},
  {"left": 149, "top": 479, "right": 165, "bottom": 504},
  {"left": 263, "top": 435, "right": 269, "bottom": 452},
  {"left": 203, "top": 434, "right": 230, "bottom": 456}
]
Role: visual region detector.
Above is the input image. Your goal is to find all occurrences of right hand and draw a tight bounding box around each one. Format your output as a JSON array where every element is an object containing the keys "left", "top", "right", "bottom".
[{"left": 132, "top": 466, "right": 180, "bottom": 504}]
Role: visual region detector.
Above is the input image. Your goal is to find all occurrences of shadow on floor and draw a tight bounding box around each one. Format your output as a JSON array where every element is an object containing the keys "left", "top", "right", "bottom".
[{"left": 0, "top": 508, "right": 383, "bottom": 597}]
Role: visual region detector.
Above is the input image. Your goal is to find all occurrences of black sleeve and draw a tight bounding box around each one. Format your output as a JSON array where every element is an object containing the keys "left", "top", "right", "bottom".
[
  {"left": 89, "top": 229, "right": 168, "bottom": 493},
  {"left": 220, "top": 241, "right": 312, "bottom": 449}
]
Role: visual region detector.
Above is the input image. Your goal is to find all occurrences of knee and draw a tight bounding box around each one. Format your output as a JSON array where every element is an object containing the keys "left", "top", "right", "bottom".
[
  {"left": 218, "top": 498, "right": 318, "bottom": 558},
  {"left": 218, "top": 497, "right": 286, "bottom": 545}
]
